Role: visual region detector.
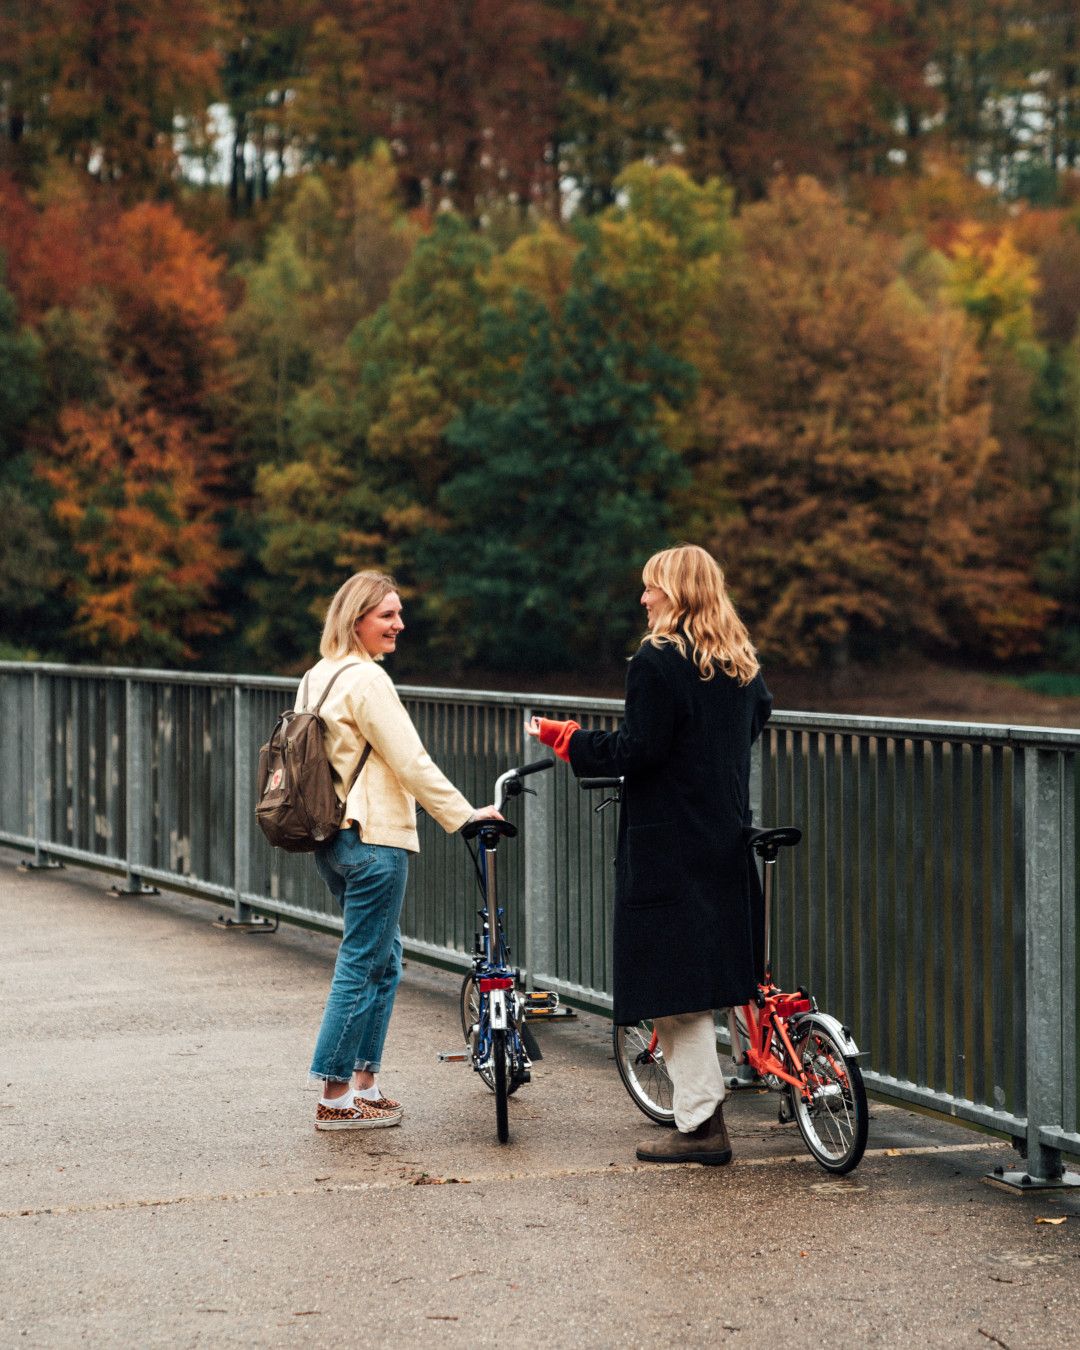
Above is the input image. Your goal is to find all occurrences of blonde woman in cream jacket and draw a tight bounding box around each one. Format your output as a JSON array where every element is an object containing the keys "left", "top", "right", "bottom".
[{"left": 301, "top": 571, "right": 502, "bottom": 1131}]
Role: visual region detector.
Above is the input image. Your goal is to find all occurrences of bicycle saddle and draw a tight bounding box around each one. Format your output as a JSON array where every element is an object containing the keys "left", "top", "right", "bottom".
[
  {"left": 744, "top": 825, "right": 802, "bottom": 857},
  {"left": 461, "top": 818, "right": 519, "bottom": 841}
]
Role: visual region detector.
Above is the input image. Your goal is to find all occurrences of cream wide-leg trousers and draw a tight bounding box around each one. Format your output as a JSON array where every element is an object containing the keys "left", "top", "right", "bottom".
[{"left": 653, "top": 1010, "right": 729, "bottom": 1132}]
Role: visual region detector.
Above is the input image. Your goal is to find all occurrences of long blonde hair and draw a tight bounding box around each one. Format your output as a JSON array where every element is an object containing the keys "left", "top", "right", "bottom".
[
  {"left": 320, "top": 571, "right": 398, "bottom": 658},
  {"left": 641, "top": 545, "right": 759, "bottom": 684}
]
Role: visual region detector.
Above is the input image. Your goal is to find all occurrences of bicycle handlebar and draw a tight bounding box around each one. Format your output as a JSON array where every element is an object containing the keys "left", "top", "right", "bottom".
[
  {"left": 579, "top": 777, "right": 622, "bottom": 790},
  {"left": 493, "top": 757, "right": 555, "bottom": 812},
  {"left": 515, "top": 757, "right": 556, "bottom": 778}
]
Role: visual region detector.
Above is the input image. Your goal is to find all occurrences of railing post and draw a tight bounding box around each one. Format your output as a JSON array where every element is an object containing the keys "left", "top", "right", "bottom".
[
  {"left": 215, "top": 682, "right": 271, "bottom": 931},
  {"left": 23, "top": 670, "right": 62, "bottom": 871},
  {"left": 233, "top": 684, "right": 253, "bottom": 923},
  {"left": 999, "top": 746, "right": 1079, "bottom": 1188},
  {"left": 522, "top": 706, "right": 555, "bottom": 991},
  {"left": 112, "top": 677, "right": 158, "bottom": 896}
]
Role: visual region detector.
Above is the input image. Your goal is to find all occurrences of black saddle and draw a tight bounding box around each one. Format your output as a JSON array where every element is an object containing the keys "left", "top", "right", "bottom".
[
  {"left": 461, "top": 818, "right": 519, "bottom": 842},
  {"left": 744, "top": 825, "right": 802, "bottom": 859}
]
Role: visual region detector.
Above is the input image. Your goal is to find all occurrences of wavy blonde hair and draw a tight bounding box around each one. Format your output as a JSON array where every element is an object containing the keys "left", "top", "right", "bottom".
[
  {"left": 320, "top": 571, "right": 398, "bottom": 659},
  {"left": 641, "top": 545, "right": 759, "bottom": 684}
]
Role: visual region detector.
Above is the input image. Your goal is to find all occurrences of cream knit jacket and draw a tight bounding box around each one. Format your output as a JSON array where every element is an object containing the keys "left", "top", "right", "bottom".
[{"left": 295, "top": 653, "right": 472, "bottom": 851}]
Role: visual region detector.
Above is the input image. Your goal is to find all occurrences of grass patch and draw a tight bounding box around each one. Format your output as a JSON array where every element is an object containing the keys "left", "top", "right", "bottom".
[{"left": 1007, "top": 672, "right": 1080, "bottom": 698}]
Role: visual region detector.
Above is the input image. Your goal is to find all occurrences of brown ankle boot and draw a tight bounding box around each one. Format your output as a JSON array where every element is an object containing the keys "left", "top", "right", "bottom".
[{"left": 636, "top": 1101, "right": 732, "bottom": 1166}]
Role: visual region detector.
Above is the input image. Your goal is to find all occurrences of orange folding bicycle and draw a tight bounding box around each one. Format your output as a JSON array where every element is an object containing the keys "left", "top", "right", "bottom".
[{"left": 582, "top": 780, "right": 869, "bottom": 1175}]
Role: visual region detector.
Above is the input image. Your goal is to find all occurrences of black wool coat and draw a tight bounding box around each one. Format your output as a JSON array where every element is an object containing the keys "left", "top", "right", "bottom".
[{"left": 568, "top": 640, "right": 773, "bottom": 1025}]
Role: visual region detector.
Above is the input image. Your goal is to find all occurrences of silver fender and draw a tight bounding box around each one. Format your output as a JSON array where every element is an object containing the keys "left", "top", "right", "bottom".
[{"left": 788, "top": 1010, "right": 865, "bottom": 1059}]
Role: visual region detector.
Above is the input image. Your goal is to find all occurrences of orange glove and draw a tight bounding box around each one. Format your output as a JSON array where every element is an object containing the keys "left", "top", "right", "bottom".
[{"left": 536, "top": 717, "right": 581, "bottom": 763}]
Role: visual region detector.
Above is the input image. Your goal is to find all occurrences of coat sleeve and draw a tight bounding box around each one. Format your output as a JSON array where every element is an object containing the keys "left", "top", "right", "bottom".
[{"left": 567, "top": 651, "right": 675, "bottom": 779}]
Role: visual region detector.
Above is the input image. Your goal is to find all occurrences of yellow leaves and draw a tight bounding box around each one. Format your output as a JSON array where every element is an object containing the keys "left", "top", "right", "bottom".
[{"left": 947, "top": 223, "right": 1039, "bottom": 351}]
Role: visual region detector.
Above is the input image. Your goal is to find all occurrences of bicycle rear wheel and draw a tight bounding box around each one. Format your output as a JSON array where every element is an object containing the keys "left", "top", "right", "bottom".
[
  {"left": 492, "top": 1028, "right": 509, "bottom": 1143},
  {"left": 789, "top": 1021, "right": 868, "bottom": 1174},
  {"left": 613, "top": 1022, "right": 675, "bottom": 1126}
]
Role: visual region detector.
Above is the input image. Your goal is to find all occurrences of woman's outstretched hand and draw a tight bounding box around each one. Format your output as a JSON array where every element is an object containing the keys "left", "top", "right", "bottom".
[{"left": 524, "top": 716, "right": 581, "bottom": 763}]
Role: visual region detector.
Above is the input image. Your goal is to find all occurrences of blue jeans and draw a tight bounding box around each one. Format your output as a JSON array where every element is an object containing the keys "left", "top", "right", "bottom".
[{"left": 310, "top": 829, "right": 409, "bottom": 1083}]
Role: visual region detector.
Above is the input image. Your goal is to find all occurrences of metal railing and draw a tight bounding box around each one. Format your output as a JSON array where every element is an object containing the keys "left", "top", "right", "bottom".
[{"left": 1, "top": 662, "right": 1076, "bottom": 1178}]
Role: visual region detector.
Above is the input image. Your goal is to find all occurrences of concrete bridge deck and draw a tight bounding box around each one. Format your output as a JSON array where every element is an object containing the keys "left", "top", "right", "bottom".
[{"left": 2, "top": 853, "right": 1078, "bottom": 1348}]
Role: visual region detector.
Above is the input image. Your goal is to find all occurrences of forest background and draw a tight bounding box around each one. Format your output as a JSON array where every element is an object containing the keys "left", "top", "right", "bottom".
[{"left": 3, "top": 0, "right": 1080, "bottom": 720}]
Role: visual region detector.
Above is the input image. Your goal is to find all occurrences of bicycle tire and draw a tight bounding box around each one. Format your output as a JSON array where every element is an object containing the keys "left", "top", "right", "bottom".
[
  {"left": 789, "top": 1020, "right": 868, "bottom": 1174},
  {"left": 461, "top": 974, "right": 525, "bottom": 1096},
  {"left": 613, "top": 1022, "right": 676, "bottom": 1126},
  {"left": 492, "top": 1027, "right": 509, "bottom": 1143}
]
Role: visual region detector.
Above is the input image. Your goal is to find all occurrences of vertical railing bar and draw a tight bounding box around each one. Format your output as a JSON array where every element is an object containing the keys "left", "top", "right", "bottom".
[
  {"left": 1024, "top": 747, "right": 1066, "bottom": 1180},
  {"left": 893, "top": 737, "right": 910, "bottom": 1082},
  {"left": 911, "top": 738, "right": 926, "bottom": 1090},
  {"left": 970, "top": 745, "right": 986, "bottom": 1107},
  {"left": 1010, "top": 747, "right": 1027, "bottom": 1119},
  {"left": 949, "top": 742, "right": 966, "bottom": 1102},
  {"left": 233, "top": 685, "right": 253, "bottom": 923},
  {"left": 1060, "top": 751, "right": 1076, "bottom": 1136},
  {"left": 840, "top": 733, "right": 856, "bottom": 1027},
  {"left": 990, "top": 745, "right": 1007, "bottom": 1116},
  {"left": 930, "top": 741, "right": 947, "bottom": 1092},
  {"left": 874, "top": 736, "right": 890, "bottom": 1073}
]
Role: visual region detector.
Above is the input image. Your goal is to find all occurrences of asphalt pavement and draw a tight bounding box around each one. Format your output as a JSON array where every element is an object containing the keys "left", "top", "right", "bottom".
[{"left": 2, "top": 853, "right": 1078, "bottom": 1348}]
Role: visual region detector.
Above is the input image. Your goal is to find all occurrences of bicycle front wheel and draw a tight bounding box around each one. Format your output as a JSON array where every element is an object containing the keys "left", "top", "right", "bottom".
[
  {"left": 790, "top": 1021, "right": 868, "bottom": 1174},
  {"left": 613, "top": 1022, "right": 675, "bottom": 1126},
  {"left": 461, "top": 975, "right": 525, "bottom": 1096},
  {"left": 492, "top": 1028, "right": 509, "bottom": 1143}
]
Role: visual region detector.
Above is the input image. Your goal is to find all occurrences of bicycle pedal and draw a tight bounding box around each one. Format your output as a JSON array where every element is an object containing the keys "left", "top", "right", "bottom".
[{"left": 436, "top": 1050, "right": 469, "bottom": 1063}]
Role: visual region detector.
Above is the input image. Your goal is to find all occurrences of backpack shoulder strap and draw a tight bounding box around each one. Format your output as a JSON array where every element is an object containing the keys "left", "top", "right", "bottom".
[
  {"left": 345, "top": 742, "right": 373, "bottom": 796},
  {"left": 307, "top": 661, "right": 362, "bottom": 714}
]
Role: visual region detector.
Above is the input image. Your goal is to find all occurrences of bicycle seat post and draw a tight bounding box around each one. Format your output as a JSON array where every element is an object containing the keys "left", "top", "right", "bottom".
[
  {"left": 762, "top": 851, "right": 773, "bottom": 986},
  {"left": 482, "top": 830, "right": 502, "bottom": 966}
]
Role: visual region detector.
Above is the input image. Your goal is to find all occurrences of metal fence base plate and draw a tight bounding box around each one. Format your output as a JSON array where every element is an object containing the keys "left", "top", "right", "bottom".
[
  {"left": 18, "top": 859, "right": 64, "bottom": 872},
  {"left": 213, "top": 915, "right": 276, "bottom": 933},
  {"left": 110, "top": 882, "right": 160, "bottom": 896},
  {"left": 989, "top": 1166, "right": 1080, "bottom": 1191}
]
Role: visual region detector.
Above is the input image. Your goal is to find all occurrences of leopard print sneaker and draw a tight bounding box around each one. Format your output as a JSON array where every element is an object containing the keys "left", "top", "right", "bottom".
[{"left": 315, "top": 1096, "right": 402, "bottom": 1131}]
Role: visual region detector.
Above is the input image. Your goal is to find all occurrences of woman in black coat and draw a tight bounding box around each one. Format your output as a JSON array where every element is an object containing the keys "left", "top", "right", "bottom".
[{"left": 528, "top": 544, "right": 771, "bottom": 1166}]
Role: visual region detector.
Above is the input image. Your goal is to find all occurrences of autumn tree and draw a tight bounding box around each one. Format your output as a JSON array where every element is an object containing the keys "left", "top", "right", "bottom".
[
  {"left": 690, "top": 177, "right": 1051, "bottom": 666},
  {"left": 677, "top": 0, "right": 872, "bottom": 198},
  {"left": 11, "top": 0, "right": 223, "bottom": 194},
  {"left": 0, "top": 273, "right": 56, "bottom": 651},
  {"left": 407, "top": 170, "right": 728, "bottom": 670},
  {"left": 349, "top": 0, "right": 568, "bottom": 218},
  {"left": 41, "top": 393, "right": 233, "bottom": 663},
  {"left": 27, "top": 197, "right": 238, "bottom": 662},
  {"left": 544, "top": 0, "right": 689, "bottom": 213}
]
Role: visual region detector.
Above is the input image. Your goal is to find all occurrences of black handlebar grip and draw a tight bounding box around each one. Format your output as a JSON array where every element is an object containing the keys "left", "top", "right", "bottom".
[
  {"left": 579, "top": 777, "right": 622, "bottom": 790},
  {"left": 514, "top": 756, "right": 556, "bottom": 777}
]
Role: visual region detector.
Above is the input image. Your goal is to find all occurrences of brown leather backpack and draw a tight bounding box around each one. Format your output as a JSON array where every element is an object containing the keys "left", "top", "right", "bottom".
[{"left": 255, "top": 664, "right": 371, "bottom": 852}]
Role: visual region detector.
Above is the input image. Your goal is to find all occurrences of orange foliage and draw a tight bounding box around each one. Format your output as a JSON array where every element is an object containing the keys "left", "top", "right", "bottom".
[
  {"left": 40, "top": 393, "right": 233, "bottom": 662},
  {"left": 693, "top": 178, "right": 1052, "bottom": 665}
]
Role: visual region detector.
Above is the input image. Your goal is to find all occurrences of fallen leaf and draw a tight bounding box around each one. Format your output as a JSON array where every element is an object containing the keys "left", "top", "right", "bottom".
[
  {"left": 884, "top": 1148, "right": 902, "bottom": 1157},
  {"left": 799, "top": 1250, "right": 809, "bottom": 1258},
  {"left": 1035, "top": 1217, "right": 1067, "bottom": 1226},
  {"left": 292, "top": 1310, "right": 320, "bottom": 1317},
  {"left": 314, "top": 1176, "right": 330, "bottom": 1183}
]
